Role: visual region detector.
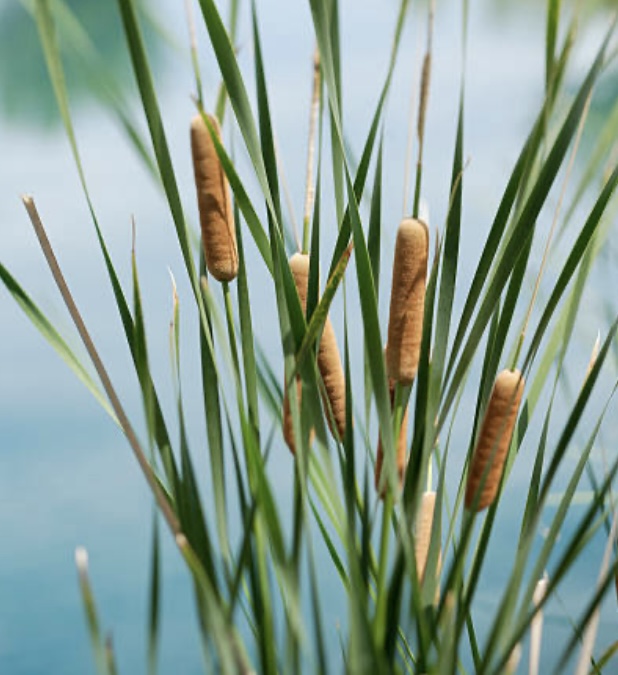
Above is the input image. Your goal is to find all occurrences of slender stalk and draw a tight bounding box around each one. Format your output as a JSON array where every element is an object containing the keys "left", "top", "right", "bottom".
[
  {"left": 222, "top": 280, "right": 243, "bottom": 396},
  {"left": 185, "top": 0, "right": 203, "bottom": 107},
  {"left": 276, "top": 141, "right": 301, "bottom": 249},
  {"left": 402, "top": 77, "right": 417, "bottom": 218},
  {"left": 374, "top": 491, "right": 394, "bottom": 647},
  {"left": 512, "top": 92, "right": 592, "bottom": 368},
  {"left": 22, "top": 196, "right": 181, "bottom": 537},
  {"left": 303, "top": 46, "right": 322, "bottom": 253},
  {"left": 412, "top": 0, "right": 435, "bottom": 218}
]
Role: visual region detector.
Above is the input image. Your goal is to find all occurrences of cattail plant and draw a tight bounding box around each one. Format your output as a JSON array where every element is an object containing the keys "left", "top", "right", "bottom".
[
  {"left": 465, "top": 369, "right": 525, "bottom": 511},
  {"left": 385, "top": 218, "right": 429, "bottom": 384},
  {"left": 374, "top": 377, "right": 409, "bottom": 497},
  {"left": 14, "top": 0, "right": 618, "bottom": 672},
  {"left": 190, "top": 113, "right": 238, "bottom": 282},
  {"left": 283, "top": 253, "right": 346, "bottom": 452}
]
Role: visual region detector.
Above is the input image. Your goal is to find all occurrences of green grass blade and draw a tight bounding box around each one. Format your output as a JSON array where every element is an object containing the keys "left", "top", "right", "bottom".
[
  {"left": 235, "top": 211, "right": 260, "bottom": 437},
  {"left": 546, "top": 0, "right": 563, "bottom": 91},
  {"left": 75, "top": 547, "right": 109, "bottom": 675},
  {"left": 147, "top": 511, "right": 161, "bottom": 675},
  {"left": 364, "top": 137, "right": 384, "bottom": 420},
  {"left": 251, "top": 0, "right": 283, "bottom": 231},
  {"left": 446, "top": 21, "right": 579, "bottom": 386},
  {"left": 321, "top": 0, "right": 411, "bottom": 279},
  {"left": 428, "top": 87, "right": 464, "bottom": 436},
  {"left": 196, "top": 0, "right": 279, "bottom": 227},
  {"left": 34, "top": 0, "right": 179, "bottom": 490},
  {"left": 0, "top": 262, "right": 117, "bottom": 424},
  {"left": 116, "top": 0, "right": 197, "bottom": 284},
  {"left": 345, "top": 171, "right": 393, "bottom": 483},
  {"left": 523, "top": 163, "right": 618, "bottom": 371},
  {"left": 197, "top": 260, "right": 230, "bottom": 565},
  {"left": 294, "top": 242, "right": 352, "bottom": 380},
  {"left": 440, "top": 22, "right": 614, "bottom": 431}
]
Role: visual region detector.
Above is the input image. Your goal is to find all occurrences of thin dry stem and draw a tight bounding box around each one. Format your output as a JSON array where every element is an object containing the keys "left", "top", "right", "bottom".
[
  {"left": 303, "top": 46, "right": 321, "bottom": 251},
  {"left": 529, "top": 573, "right": 549, "bottom": 675},
  {"left": 275, "top": 137, "right": 301, "bottom": 251},
  {"left": 519, "top": 92, "right": 592, "bottom": 346},
  {"left": 185, "top": 0, "right": 203, "bottom": 106},
  {"left": 575, "top": 512, "right": 618, "bottom": 675},
  {"left": 21, "top": 195, "right": 181, "bottom": 537},
  {"left": 185, "top": 0, "right": 198, "bottom": 55},
  {"left": 402, "top": 83, "right": 417, "bottom": 218}
]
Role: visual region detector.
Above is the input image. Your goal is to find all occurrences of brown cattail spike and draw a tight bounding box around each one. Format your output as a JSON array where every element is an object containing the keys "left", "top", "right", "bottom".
[
  {"left": 465, "top": 369, "right": 525, "bottom": 511},
  {"left": 283, "top": 254, "right": 310, "bottom": 454},
  {"left": 386, "top": 218, "right": 429, "bottom": 384},
  {"left": 191, "top": 113, "right": 238, "bottom": 282},
  {"left": 317, "top": 317, "right": 346, "bottom": 440},
  {"left": 283, "top": 254, "right": 346, "bottom": 449},
  {"left": 375, "top": 378, "right": 409, "bottom": 497}
]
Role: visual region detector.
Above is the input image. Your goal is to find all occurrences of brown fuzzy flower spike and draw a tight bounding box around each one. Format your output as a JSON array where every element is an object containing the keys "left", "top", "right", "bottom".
[
  {"left": 385, "top": 218, "right": 429, "bottom": 384},
  {"left": 317, "top": 315, "right": 346, "bottom": 441},
  {"left": 282, "top": 254, "right": 310, "bottom": 454},
  {"left": 191, "top": 113, "right": 238, "bottom": 282},
  {"left": 282, "top": 254, "right": 346, "bottom": 451},
  {"left": 465, "top": 369, "right": 525, "bottom": 511}
]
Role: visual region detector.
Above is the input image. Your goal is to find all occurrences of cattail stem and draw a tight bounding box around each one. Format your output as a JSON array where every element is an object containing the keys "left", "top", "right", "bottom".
[
  {"left": 222, "top": 280, "right": 243, "bottom": 399},
  {"left": 411, "top": 0, "right": 434, "bottom": 218},
  {"left": 512, "top": 93, "right": 591, "bottom": 369},
  {"left": 374, "top": 491, "right": 394, "bottom": 647},
  {"left": 375, "top": 380, "right": 410, "bottom": 497},
  {"left": 529, "top": 574, "right": 549, "bottom": 675},
  {"left": 185, "top": 0, "right": 203, "bottom": 107},
  {"left": 22, "top": 196, "right": 180, "bottom": 536},
  {"left": 303, "top": 46, "right": 321, "bottom": 254}
]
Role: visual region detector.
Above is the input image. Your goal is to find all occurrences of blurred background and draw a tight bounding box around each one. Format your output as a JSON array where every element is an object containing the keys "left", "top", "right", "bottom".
[{"left": 1, "top": 0, "right": 617, "bottom": 672}]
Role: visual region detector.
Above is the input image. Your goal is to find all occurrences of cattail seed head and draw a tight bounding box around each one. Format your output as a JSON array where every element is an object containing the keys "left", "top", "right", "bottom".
[
  {"left": 386, "top": 218, "right": 429, "bottom": 384},
  {"left": 191, "top": 113, "right": 238, "bottom": 282},
  {"left": 283, "top": 253, "right": 346, "bottom": 449},
  {"left": 465, "top": 369, "right": 525, "bottom": 511},
  {"left": 283, "top": 254, "right": 310, "bottom": 454},
  {"left": 318, "top": 316, "right": 346, "bottom": 440}
]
